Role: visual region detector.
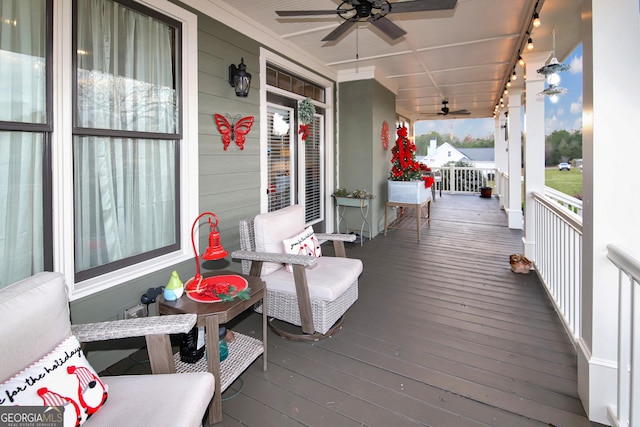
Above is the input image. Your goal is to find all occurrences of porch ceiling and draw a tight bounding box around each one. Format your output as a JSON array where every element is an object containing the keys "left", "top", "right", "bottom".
[{"left": 217, "top": 0, "right": 581, "bottom": 122}]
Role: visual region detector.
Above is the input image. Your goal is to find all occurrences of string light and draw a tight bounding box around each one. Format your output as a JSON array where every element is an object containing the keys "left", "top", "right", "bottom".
[{"left": 532, "top": 12, "right": 541, "bottom": 28}]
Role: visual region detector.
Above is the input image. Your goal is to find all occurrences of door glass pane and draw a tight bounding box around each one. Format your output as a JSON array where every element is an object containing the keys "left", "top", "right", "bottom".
[
  {"left": 0, "top": 0, "right": 47, "bottom": 123},
  {"left": 304, "top": 115, "right": 322, "bottom": 223},
  {"left": 267, "top": 105, "right": 293, "bottom": 212}
]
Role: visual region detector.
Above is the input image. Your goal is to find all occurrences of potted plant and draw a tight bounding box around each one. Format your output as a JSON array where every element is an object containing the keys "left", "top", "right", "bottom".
[
  {"left": 333, "top": 188, "right": 375, "bottom": 207},
  {"left": 480, "top": 186, "right": 493, "bottom": 198},
  {"left": 388, "top": 125, "right": 433, "bottom": 204}
]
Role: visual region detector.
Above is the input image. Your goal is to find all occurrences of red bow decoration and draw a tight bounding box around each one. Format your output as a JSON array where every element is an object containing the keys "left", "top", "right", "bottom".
[
  {"left": 299, "top": 124, "right": 310, "bottom": 141},
  {"left": 422, "top": 175, "right": 435, "bottom": 188}
]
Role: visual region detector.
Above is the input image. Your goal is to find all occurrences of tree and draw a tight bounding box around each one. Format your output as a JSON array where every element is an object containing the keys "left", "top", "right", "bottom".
[{"left": 545, "top": 130, "right": 582, "bottom": 165}]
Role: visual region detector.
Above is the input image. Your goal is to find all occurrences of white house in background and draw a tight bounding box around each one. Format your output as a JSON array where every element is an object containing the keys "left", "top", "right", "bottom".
[
  {"left": 458, "top": 147, "right": 496, "bottom": 170},
  {"left": 418, "top": 139, "right": 495, "bottom": 169}
]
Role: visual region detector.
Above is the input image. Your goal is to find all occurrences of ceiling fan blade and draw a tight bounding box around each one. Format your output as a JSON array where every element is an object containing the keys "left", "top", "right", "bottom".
[
  {"left": 390, "top": 0, "right": 457, "bottom": 14},
  {"left": 450, "top": 110, "right": 471, "bottom": 115},
  {"left": 322, "top": 18, "right": 358, "bottom": 41},
  {"left": 368, "top": 15, "right": 406, "bottom": 39},
  {"left": 276, "top": 10, "right": 344, "bottom": 17}
]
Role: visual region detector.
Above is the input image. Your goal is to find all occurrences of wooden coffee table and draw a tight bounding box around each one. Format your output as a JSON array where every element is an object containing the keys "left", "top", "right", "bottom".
[{"left": 156, "top": 271, "right": 267, "bottom": 425}]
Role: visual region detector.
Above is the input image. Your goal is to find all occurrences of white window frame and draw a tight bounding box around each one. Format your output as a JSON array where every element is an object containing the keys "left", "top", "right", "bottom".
[
  {"left": 259, "top": 47, "right": 334, "bottom": 230},
  {"left": 53, "top": 0, "right": 199, "bottom": 300}
]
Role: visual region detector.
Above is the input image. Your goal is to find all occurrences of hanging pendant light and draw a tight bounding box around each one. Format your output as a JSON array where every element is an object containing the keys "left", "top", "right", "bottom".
[{"left": 537, "top": 28, "right": 570, "bottom": 100}]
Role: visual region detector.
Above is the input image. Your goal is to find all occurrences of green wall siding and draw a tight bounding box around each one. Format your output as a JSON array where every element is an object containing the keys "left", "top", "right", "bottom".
[{"left": 338, "top": 80, "right": 395, "bottom": 237}]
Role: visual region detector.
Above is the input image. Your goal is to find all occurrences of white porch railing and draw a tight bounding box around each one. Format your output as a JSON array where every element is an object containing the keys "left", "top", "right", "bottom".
[
  {"left": 545, "top": 186, "right": 583, "bottom": 217},
  {"left": 531, "top": 191, "right": 583, "bottom": 340},
  {"left": 431, "top": 165, "right": 497, "bottom": 195},
  {"left": 606, "top": 244, "right": 640, "bottom": 427},
  {"left": 497, "top": 169, "right": 508, "bottom": 208}
]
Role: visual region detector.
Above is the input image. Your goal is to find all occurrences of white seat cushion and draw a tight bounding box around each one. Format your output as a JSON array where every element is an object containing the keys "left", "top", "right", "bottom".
[
  {"left": 264, "top": 256, "right": 363, "bottom": 301},
  {"left": 88, "top": 373, "right": 214, "bottom": 427},
  {"left": 254, "top": 205, "right": 305, "bottom": 275}
]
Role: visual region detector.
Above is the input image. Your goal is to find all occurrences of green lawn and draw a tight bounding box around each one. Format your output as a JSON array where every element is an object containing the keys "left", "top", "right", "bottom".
[{"left": 545, "top": 167, "right": 583, "bottom": 198}]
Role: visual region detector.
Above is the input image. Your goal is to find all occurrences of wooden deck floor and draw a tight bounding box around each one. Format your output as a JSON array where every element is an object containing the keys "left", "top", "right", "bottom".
[{"left": 106, "top": 194, "right": 602, "bottom": 426}]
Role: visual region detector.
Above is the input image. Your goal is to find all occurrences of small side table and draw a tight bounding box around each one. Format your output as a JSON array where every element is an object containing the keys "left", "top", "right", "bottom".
[
  {"left": 334, "top": 196, "right": 372, "bottom": 245},
  {"left": 157, "top": 271, "right": 267, "bottom": 425},
  {"left": 383, "top": 196, "right": 431, "bottom": 242}
]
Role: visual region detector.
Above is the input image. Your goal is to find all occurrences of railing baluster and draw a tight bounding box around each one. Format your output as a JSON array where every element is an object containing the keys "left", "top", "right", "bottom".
[{"left": 606, "top": 244, "right": 640, "bottom": 427}]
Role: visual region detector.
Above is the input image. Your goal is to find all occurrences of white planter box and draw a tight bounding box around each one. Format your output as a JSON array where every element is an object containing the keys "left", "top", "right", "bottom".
[{"left": 388, "top": 180, "right": 430, "bottom": 204}]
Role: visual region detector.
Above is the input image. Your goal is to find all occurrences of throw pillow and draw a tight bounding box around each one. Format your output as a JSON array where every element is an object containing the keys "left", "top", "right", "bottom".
[
  {"left": 0, "top": 335, "right": 108, "bottom": 427},
  {"left": 282, "top": 226, "right": 322, "bottom": 272}
]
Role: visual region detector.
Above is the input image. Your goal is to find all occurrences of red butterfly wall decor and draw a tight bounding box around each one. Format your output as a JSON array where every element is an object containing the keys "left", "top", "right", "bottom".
[{"left": 213, "top": 114, "right": 254, "bottom": 150}]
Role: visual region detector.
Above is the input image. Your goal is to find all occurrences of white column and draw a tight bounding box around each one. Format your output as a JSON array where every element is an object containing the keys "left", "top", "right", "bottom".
[
  {"left": 506, "top": 88, "right": 523, "bottom": 229},
  {"left": 578, "top": 0, "right": 640, "bottom": 423},
  {"left": 494, "top": 109, "right": 508, "bottom": 209},
  {"left": 522, "top": 52, "right": 550, "bottom": 259}
]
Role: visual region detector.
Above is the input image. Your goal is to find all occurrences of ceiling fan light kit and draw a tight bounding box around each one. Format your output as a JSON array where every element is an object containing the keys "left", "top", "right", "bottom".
[{"left": 421, "top": 99, "right": 471, "bottom": 116}]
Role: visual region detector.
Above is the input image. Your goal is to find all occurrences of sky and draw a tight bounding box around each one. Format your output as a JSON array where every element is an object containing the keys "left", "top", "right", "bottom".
[{"left": 414, "top": 44, "right": 583, "bottom": 140}]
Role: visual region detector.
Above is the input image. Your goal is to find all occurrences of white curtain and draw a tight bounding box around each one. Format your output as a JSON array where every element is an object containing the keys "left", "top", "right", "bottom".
[
  {"left": 74, "top": 0, "right": 177, "bottom": 273},
  {"left": 0, "top": 0, "right": 47, "bottom": 287}
]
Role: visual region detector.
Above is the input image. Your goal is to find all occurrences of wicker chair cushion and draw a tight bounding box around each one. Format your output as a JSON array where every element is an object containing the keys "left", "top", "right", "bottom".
[
  {"left": 262, "top": 256, "right": 363, "bottom": 301},
  {"left": 254, "top": 205, "right": 305, "bottom": 275}
]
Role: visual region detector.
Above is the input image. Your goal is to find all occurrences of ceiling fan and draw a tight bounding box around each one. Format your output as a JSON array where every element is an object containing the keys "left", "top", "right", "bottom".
[
  {"left": 423, "top": 99, "right": 471, "bottom": 116},
  {"left": 276, "top": 0, "right": 458, "bottom": 42}
]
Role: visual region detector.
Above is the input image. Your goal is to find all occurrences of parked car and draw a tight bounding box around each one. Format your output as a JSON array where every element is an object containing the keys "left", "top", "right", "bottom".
[{"left": 558, "top": 162, "right": 571, "bottom": 171}]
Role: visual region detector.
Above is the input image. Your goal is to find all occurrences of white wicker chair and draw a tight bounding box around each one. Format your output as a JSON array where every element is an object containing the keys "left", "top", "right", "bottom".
[{"left": 232, "top": 205, "right": 362, "bottom": 341}]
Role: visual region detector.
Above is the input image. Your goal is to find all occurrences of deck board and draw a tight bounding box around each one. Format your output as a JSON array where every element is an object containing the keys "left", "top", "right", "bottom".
[
  {"left": 217, "top": 194, "right": 600, "bottom": 427},
  {"left": 104, "top": 194, "right": 601, "bottom": 426}
]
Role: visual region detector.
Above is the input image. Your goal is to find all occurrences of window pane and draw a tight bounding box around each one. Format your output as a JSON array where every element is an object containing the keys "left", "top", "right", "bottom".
[
  {"left": 76, "top": 0, "right": 178, "bottom": 134},
  {"left": 0, "top": 0, "right": 47, "bottom": 124},
  {"left": 74, "top": 136, "right": 176, "bottom": 273},
  {"left": 0, "top": 131, "right": 44, "bottom": 287},
  {"left": 266, "top": 67, "right": 277, "bottom": 87},
  {"left": 292, "top": 77, "right": 304, "bottom": 96},
  {"left": 277, "top": 73, "right": 291, "bottom": 92}
]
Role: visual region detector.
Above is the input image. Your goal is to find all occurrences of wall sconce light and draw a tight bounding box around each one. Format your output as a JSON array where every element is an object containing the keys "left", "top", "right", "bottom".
[
  {"left": 229, "top": 58, "right": 251, "bottom": 97},
  {"left": 532, "top": 12, "right": 541, "bottom": 28}
]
